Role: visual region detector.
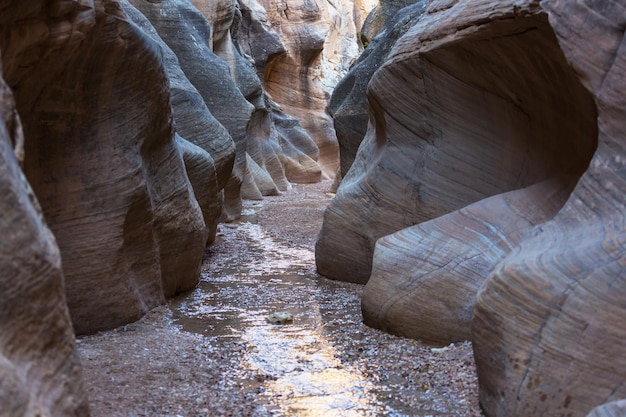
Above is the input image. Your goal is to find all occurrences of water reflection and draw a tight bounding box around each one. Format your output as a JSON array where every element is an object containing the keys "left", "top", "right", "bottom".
[
  {"left": 243, "top": 315, "right": 386, "bottom": 416},
  {"left": 172, "top": 221, "right": 403, "bottom": 416}
]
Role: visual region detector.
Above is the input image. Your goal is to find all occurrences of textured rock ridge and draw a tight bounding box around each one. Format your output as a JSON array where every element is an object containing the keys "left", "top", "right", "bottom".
[
  {"left": 472, "top": 0, "right": 626, "bottom": 415},
  {"left": 316, "top": 0, "right": 597, "bottom": 284},
  {"left": 0, "top": 62, "right": 89, "bottom": 416},
  {"left": 120, "top": 0, "right": 236, "bottom": 243},
  {"left": 133, "top": 0, "right": 328, "bottom": 214},
  {"left": 362, "top": 177, "right": 578, "bottom": 344},
  {"left": 129, "top": 0, "right": 254, "bottom": 221},
  {"left": 329, "top": 0, "right": 427, "bottom": 179},
  {"left": 319, "top": 0, "right": 626, "bottom": 415},
  {"left": 0, "top": 1, "right": 207, "bottom": 334},
  {"left": 587, "top": 400, "right": 626, "bottom": 417},
  {"left": 240, "top": 0, "right": 365, "bottom": 178}
]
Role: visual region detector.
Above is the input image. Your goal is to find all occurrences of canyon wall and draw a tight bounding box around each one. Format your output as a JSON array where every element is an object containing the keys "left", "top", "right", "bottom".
[
  {"left": 329, "top": 0, "right": 428, "bottom": 179},
  {"left": 0, "top": 0, "right": 365, "bottom": 414},
  {"left": 0, "top": 0, "right": 209, "bottom": 336},
  {"left": 317, "top": 0, "right": 626, "bottom": 415},
  {"left": 238, "top": 0, "right": 366, "bottom": 178},
  {"left": 0, "top": 59, "right": 89, "bottom": 417},
  {"left": 0, "top": 0, "right": 362, "bottom": 334}
]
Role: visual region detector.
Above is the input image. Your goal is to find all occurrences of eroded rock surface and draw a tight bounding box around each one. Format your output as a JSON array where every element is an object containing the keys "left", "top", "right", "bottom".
[
  {"left": 587, "top": 400, "right": 626, "bottom": 417},
  {"left": 129, "top": 0, "right": 253, "bottom": 221},
  {"left": 329, "top": 0, "right": 427, "bottom": 179},
  {"left": 0, "top": 1, "right": 207, "bottom": 334},
  {"left": 316, "top": 0, "right": 597, "bottom": 284},
  {"left": 241, "top": 0, "right": 365, "bottom": 178},
  {"left": 0, "top": 63, "right": 89, "bottom": 416},
  {"left": 120, "top": 0, "right": 236, "bottom": 243},
  {"left": 319, "top": 0, "right": 625, "bottom": 415},
  {"left": 362, "top": 177, "right": 577, "bottom": 344},
  {"left": 472, "top": 0, "right": 626, "bottom": 415}
]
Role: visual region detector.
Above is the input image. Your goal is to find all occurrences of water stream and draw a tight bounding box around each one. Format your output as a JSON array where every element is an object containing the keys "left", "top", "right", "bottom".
[{"left": 168, "top": 197, "right": 477, "bottom": 416}]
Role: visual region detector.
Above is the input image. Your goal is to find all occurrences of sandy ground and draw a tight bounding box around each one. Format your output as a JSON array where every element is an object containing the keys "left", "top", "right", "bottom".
[{"left": 78, "top": 181, "right": 482, "bottom": 416}]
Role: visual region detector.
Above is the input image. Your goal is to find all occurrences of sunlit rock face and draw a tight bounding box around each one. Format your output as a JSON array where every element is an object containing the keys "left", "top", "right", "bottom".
[
  {"left": 316, "top": 0, "right": 596, "bottom": 285},
  {"left": 236, "top": 0, "right": 326, "bottom": 185},
  {"left": 136, "top": 0, "right": 325, "bottom": 208},
  {"left": 0, "top": 62, "right": 89, "bottom": 416},
  {"left": 120, "top": 0, "right": 235, "bottom": 243},
  {"left": 329, "top": 0, "right": 427, "bottom": 180},
  {"left": 0, "top": 0, "right": 207, "bottom": 334},
  {"left": 472, "top": 0, "right": 626, "bottom": 415},
  {"left": 238, "top": 0, "right": 366, "bottom": 178}
]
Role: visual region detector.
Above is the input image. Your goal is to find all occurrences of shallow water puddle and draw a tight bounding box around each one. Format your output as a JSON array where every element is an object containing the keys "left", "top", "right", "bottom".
[{"left": 170, "top": 221, "right": 422, "bottom": 416}]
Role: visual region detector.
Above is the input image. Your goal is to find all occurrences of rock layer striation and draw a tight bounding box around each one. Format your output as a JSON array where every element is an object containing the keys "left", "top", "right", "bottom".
[
  {"left": 0, "top": 60, "right": 89, "bottom": 417},
  {"left": 0, "top": 1, "right": 207, "bottom": 334},
  {"left": 318, "top": 0, "right": 626, "bottom": 415}
]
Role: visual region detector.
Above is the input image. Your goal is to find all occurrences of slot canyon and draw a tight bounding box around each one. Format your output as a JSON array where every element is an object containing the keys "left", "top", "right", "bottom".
[{"left": 0, "top": 0, "right": 624, "bottom": 416}]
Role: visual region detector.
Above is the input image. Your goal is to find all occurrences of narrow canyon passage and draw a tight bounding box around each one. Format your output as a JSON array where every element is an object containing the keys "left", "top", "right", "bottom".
[{"left": 77, "top": 182, "right": 481, "bottom": 416}]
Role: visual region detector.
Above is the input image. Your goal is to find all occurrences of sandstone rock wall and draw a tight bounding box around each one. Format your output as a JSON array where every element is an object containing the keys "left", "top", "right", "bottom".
[
  {"left": 239, "top": 0, "right": 368, "bottom": 178},
  {"left": 329, "top": 0, "right": 427, "bottom": 179},
  {"left": 120, "top": 0, "right": 236, "bottom": 243},
  {"left": 0, "top": 60, "right": 89, "bottom": 417},
  {"left": 316, "top": 0, "right": 597, "bottom": 284},
  {"left": 472, "top": 0, "right": 626, "bottom": 415},
  {"left": 0, "top": 0, "right": 367, "bottom": 413},
  {"left": 362, "top": 177, "right": 578, "bottom": 344},
  {"left": 318, "top": 0, "right": 626, "bottom": 415},
  {"left": 129, "top": 0, "right": 254, "bottom": 221},
  {"left": 0, "top": 1, "right": 207, "bottom": 334}
]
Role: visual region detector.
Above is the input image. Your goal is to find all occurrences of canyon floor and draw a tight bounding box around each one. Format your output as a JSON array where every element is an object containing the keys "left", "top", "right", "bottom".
[{"left": 77, "top": 180, "right": 483, "bottom": 416}]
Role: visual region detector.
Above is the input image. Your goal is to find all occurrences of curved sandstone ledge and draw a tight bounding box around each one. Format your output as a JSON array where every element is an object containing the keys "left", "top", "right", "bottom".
[
  {"left": 315, "top": 1, "right": 597, "bottom": 284},
  {"left": 472, "top": 0, "right": 626, "bottom": 414},
  {"left": 361, "top": 177, "right": 578, "bottom": 344},
  {"left": 587, "top": 400, "right": 626, "bottom": 417},
  {"left": 120, "top": 0, "right": 236, "bottom": 244}
]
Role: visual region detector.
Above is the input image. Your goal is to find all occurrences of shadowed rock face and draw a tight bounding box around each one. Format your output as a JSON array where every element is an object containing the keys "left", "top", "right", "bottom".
[
  {"left": 321, "top": 0, "right": 625, "bottom": 415},
  {"left": 472, "top": 0, "right": 626, "bottom": 415},
  {"left": 120, "top": 0, "right": 236, "bottom": 243},
  {"left": 129, "top": 0, "right": 253, "bottom": 221},
  {"left": 134, "top": 0, "right": 326, "bottom": 211},
  {"left": 316, "top": 1, "right": 597, "bottom": 284},
  {"left": 0, "top": 62, "right": 89, "bottom": 416},
  {"left": 329, "top": 0, "right": 427, "bottom": 179},
  {"left": 0, "top": 0, "right": 207, "bottom": 334},
  {"left": 362, "top": 177, "right": 579, "bottom": 344}
]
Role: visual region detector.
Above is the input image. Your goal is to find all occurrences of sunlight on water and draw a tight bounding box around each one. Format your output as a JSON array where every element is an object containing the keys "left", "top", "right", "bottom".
[
  {"left": 243, "top": 322, "right": 389, "bottom": 416},
  {"left": 172, "top": 219, "right": 405, "bottom": 416}
]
